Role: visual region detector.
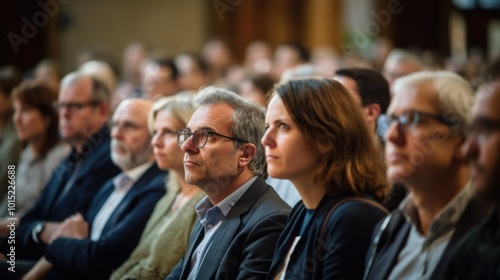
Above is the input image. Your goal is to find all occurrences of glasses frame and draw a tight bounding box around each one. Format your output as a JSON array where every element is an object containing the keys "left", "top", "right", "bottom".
[
  {"left": 176, "top": 129, "right": 245, "bottom": 148},
  {"left": 53, "top": 100, "right": 101, "bottom": 112},
  {"left": 467, "top": 117, "right": 500, "bottom": 138},
  {"left": 386, "top": 110, "right": 453, "bottom": 131}
]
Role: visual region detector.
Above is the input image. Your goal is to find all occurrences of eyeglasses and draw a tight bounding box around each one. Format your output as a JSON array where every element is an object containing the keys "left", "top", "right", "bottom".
[
  {"left": 386, "top": 110, "right": 453, "bottom": 131},
  {"left": 53, "top": 101, "right": 101, "bottom": 112},
  {"left": 177, "top": 129, "right": 245, "bottom": 148},
  {"left": 110, "top": 121, "right": 145, "bottom": 132},
  {"left": 467, "top": 118, "right": 500, "bottom": 138}
]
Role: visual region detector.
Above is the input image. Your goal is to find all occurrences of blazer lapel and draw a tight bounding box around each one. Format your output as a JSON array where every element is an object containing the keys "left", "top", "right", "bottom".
[
  {"left": 99, "top": 164, "right": 162, "bottom": 233},
  {"left": 192, "top": 177, "right": 269, "bottom": 280},
  {"left": 196, "top": 214, "right": 241, "bottom": 280},
  {"left": 180, "top": 222, "right": 205, "bottom": 279},
  {"left": 86, "top": 180, "right": 115, "bottom": 225},
  {"left": 44, "top": 159, "right": 74, "bottom": 215}
]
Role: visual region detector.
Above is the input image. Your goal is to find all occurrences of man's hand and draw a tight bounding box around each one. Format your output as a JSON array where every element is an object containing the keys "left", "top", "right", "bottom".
[
  {"left": 49, "top": 213, "right": 89, "bottom": 243},
  {"left": 38, "top": 221, "right": 63, "bottom": 244}
]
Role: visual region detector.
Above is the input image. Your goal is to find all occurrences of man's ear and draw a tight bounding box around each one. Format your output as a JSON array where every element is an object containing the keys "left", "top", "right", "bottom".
[
  {"left": 98, "top": 102, "right": 111, "bottom": 119},
  {"left": 454, "top": 133, "right": 467, "bottom": 160},
  {"left": 238, "top": 143, "right": 257, "bottom": 166},
  {"left": 364, "top": 103, "right": 381, "bottom": 123}
]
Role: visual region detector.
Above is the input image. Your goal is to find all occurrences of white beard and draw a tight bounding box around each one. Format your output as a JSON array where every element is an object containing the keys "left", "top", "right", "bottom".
[{"left": 111, "top": 139, "right": 152, "bottom": 170}]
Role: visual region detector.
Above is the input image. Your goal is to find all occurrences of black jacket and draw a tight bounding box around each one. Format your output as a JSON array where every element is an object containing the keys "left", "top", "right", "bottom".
[
  {"left": 267, "top": 194, "right": 387, "bottom": 280},
  {"left": 364, "top": 198, "right": 491, "bottom": 280}
]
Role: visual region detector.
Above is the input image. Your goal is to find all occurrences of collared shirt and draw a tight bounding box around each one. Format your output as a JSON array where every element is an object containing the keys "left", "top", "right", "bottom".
[
  {"left": 388, "top": 182, "right": 472, "bottom": 280},
  {"left": 90, "top": 162, "right": 152, "bottom": 241},
  {"left": 187, "top": 176, "right": 257, "bottom": 280}
]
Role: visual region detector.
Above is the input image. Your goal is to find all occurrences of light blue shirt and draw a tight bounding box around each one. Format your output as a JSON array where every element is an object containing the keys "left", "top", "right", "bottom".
[{"left": 187, "top": 176, "right": 258, "bottom": 280}]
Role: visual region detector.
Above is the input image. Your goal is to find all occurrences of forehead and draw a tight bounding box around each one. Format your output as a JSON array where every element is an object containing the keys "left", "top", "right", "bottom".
[
  {"left": 388, "top": 82, "right": 439, "bottom": 114},
  {"left": 144, "top": 64, "right": 172, "bottom": 79},
  {"left": 113, "top": 102, "right": 148, "bottom": 124},
  {"left": 188, "top": 103, "right": 234, "bottom": 132},
  {"left": 154, "top": 109, "right": 183, "bottom": 128},
  {"left": 266, "top": 95, "right": 290, "bottom": 119},
  {"left": 473, "top": 84, "right": 500, "bottom": 120},
  {"left": 59, "top": 78, "right": 92, "bottom": 102}
]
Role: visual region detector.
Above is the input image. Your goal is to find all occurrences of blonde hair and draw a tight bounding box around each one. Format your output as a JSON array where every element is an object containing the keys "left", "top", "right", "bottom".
[{"left": 148, "top": 95, "right": 194, "bottom": 135}]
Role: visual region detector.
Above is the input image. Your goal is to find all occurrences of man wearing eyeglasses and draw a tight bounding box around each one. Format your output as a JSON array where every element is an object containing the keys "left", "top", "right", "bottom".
[
  {"left": 20, "top": 98, "right": 166, "bottom": 280},
  {"left": 445, "top": 72, "right": 500, "bottom": 279},
  {"left": 167, "top": 86, "right": 290, "bottom": 280},
  {"left": 0, "top": 72, "right": 121, "bottom": 277},
  {"left": 364, "top": 71, "right": 491, "bottom": 280}
]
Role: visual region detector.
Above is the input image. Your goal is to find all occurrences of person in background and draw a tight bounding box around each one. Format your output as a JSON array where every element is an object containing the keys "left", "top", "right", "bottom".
[
  {"left": 22, "top": 98, "right": 166, "bottom": 280},
  {"left": 142, "top": 57, "right": 179, "bottom": 100},
  {"left": 0, "top": 82, "right": 69, "bottom": 221},
  {"left": 0, "top": 73, "right": 121, "bottom": 277},
  {"left": 0, "top": 66, "right": 22, "bottom": 203},
  {"left": 111, "top": 96, "right": 204, "bottom": 280},
  {"left": 445, "top": 65, "right": 500, "bottom": 279},
  {"left": 334, "top": 68, "right": 404, "bottom": 211},
  {"left": 34, "top": 59, "right": 62, "bottom": 96},
  {"left": 236, "top": 72, "right": 300, "bottom": 207},
  {"left": 364, "top": 71, "right": 491, "bottom": 280},
  {"left": 201, "top": 39, "right": 235, "bottom": 83},
  {"left": 383, "top": 49, "right": 423, "bottom": 90},
  {"left": 175, "top": 52, "right": 211, "bottom": 92},
  {"left": 237, "top": 73, "right": 275, "bottom": 108},
  {"left": 244, "top": 41, "right": 272, "bottom": 74},
  {"left": 167, "top": 86, "right": 290, "bottom": 280},
  {"left": 79, "top": 60, "right": 118, "bottom": 107},
  {"left": 114, "top": 42, "right": 150, "bottom": 108},
  {"left": 334, "top": 68, "right": 391, "bottom": 144},
  {"left": 263, "top": 78, "right": 389, "bottom": 279},
  {"left": 272, "top": 43, "right": 310, "bottom": 80}
]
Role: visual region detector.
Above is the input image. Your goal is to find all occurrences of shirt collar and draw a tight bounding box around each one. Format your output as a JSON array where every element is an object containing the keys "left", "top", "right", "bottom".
[
  {"left": 195, "top": 176, "right": 258, "bottom": 218},
  {"left": 112, "top": 161, "right": 153, "bottom": 191},
  {"left": 400, "top": 181, "right": 472, "bottom": 241}
]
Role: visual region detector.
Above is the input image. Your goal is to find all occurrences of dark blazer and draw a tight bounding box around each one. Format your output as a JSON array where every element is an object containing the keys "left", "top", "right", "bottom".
[
  {"left": 16, "top": 126, "right": 121, "bottom": 260},
  {"left": 44, "top": 163, "right": 167, "bottom": 280},
  {"left": 363, "top": 197, "right": 491, "bottom": 280},
  {"left": 267, "top": 194, "right": 387, "bottom": 280},
  {"left": 166, "top": 176, "right": 291, "bottom": 280}
]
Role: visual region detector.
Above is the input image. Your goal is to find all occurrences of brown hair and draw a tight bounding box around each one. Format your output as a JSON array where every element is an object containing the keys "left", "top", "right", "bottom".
[
  {"left": 12, "top": 82, "right": 59, "bottom": 158},
  {"left": 273, "top": 78, "right": 388, "bottom": 202}
]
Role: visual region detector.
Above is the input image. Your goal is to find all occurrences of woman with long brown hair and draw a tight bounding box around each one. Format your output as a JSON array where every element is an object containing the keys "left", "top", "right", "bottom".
[{"left": 262, "top": 78, "right": 389, "bottom": 279}]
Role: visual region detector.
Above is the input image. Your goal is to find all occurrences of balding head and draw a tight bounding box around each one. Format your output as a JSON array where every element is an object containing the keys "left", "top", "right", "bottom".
[{"left": 111, "top": 98, "right": 154, "bottom": 171}]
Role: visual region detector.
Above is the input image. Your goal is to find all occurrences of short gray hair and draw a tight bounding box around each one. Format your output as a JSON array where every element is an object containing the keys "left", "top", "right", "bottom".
[
  {"left": 392, "top": 71, "right": 475, "bottom": 135},
  {"left": 60, "top": 71, "right": 110, "bottom": 104},
  {"left": 192, "top": 86, "right": 266, "bottom": 177}
]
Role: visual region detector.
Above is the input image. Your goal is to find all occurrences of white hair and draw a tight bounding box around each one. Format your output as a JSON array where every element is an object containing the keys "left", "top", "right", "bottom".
[{"left": 391, "top": 71, "right": 475, "bottom": 135}]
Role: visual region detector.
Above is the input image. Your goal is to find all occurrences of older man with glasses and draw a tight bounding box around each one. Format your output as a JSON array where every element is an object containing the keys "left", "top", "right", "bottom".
[
  {"left": 445, "top": 71, "right": 500, "bottom": 279},
  {"left": 0, "top": 72, "right": 121, "bottom": 277},
  {"left": 363, "top": 71, "right": 491, "bottom": 280},
  {"left": 166, "top": 86, "right": 290, "bottom": 280}
]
